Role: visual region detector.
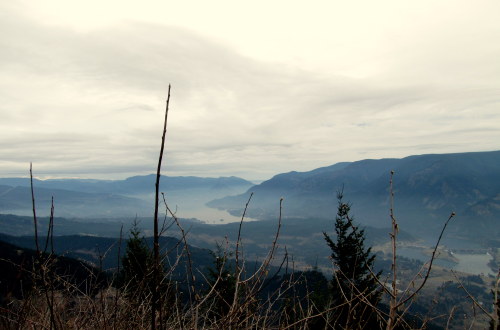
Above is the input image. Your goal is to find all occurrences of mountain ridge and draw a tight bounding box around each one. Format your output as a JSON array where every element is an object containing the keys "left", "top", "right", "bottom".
[
  {"left": 207, "top": 150, "right": 500, "bottom": 240},
  {"left": 0, "top": 175, "right": 254, "bottom": 219},
  {"left": 0, "top": 174, "right": 254, "bottom": 194}
]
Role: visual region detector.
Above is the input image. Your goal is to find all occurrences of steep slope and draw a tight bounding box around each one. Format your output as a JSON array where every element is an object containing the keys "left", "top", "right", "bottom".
[{"left": 208, "top": 150, "right": 500, "bottom": 239}]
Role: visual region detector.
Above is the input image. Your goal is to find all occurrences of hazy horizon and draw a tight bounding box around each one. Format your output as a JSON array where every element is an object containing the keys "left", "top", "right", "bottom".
[{"left": 1, "top": 148, "right": 499, "bottom": 182}]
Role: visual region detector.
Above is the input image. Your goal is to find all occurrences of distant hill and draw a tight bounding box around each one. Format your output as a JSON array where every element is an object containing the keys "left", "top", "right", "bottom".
[
  {"left": 0, "top": 175, "right": 254, "bottom": 218},
  {"left": 0, "top": 175, "right": 254, "bottom": 195},
  {"left": 208, "top": 150, "right": 500, "bottom": 242},
  {"left": 0, "top": 185, "right": 150, "bottom": 218}
]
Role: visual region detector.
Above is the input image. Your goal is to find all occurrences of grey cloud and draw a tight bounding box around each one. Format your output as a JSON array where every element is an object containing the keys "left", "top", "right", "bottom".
[
  {"left": 1, "top": 3, "right": 499, "bottom": 180},
  {"left": 114, "top": 104, "right": 156, "bottom": 112}
]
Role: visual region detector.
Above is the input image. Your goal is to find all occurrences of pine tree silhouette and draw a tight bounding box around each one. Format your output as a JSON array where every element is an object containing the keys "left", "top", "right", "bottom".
[{"left": 323, "top": 189, "right": 382, "bottom": 329}]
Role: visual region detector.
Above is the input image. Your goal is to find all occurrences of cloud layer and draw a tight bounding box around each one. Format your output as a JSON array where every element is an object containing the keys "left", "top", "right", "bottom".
[{"left": 1, "top": 1, "right": 500, "bottom": 180}]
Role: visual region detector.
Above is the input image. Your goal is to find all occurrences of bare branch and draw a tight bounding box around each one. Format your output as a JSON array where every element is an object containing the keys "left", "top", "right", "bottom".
[
  {"left": 152, "top": 85, "right": 171, "bottom": 330},
  {"left": 396, "top": 212, "right": 455, "bottom": 309},
  {"left": 29, "top": 163, "right": 40, "bottom": 254}
]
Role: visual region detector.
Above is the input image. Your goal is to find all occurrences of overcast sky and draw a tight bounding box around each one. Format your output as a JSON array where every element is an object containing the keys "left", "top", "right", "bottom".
[{"left": 1, "top": 0, "right": 499, "bottom": 181}]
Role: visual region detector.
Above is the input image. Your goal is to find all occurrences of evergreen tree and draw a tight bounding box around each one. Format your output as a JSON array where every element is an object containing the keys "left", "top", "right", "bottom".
[
  {"left": 118, "top": 221, "right": 176, "bottom": 324},
  {"left": 280, "top": 269, "right": 330, "bottom": 328},
  {"left": 120, "top": 221, "right": 153, "bottom": 300},
  {"left": 323, "top": 190, "right": 382, "bottom": 329},
  {"left": 204, "top": 243, "right": 236, "bottom": 321}
]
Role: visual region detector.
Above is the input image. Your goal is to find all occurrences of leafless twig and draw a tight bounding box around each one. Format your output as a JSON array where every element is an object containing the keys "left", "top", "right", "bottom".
[{"left": 152, "top": 85, "right": 171, "bottom": 329}]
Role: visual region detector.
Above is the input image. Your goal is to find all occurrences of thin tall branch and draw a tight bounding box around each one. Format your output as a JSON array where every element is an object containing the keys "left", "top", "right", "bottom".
[
  {"left": 235, "top": 192, "right": 254, "bottom": 277},
  {"left": 112, "top": 224, "right": 123, "bottom": 329},
  {"left": 152, "top": 85, "right": 171, "bottom": 330},
  {"left": 493, "top": 269, "right": 500, "bottom": 330},
  {"left": 44, "top": 197, "right": 55, "bottom": 254},
  {"left": 161, "top": 193, "right": 198, "bottom": 303},
  {"left": 29, "top": 163, "right": 40, "bottom": 254},
  {"left": 396, "top": 212, "right": 455, "bottom": 309},
  {"left": 386, "top": 170, "right": 455, "bottom": 329},
  {"left": 387, "top": 170, "right": 398, "bottom": 330},
  {"left": 241, "top": 197, "right": 283, "bottom": 286},
  {"left": 451, "top": 270, "right": 494, "bottom": 321}
]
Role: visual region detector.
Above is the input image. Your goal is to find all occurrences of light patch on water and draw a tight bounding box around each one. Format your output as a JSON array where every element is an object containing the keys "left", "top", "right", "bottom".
[
  {"left": 397, "top": 247, "right": 495, "bottom": 276},
  {"left": 451, "top": 253, "right": 495, "bottom": 276},
  {"left": 172, "top": 205, "right": 258, "bottom": 224},
  {"left": 129, "top": 189, "right": 257, "bottom": 225}
]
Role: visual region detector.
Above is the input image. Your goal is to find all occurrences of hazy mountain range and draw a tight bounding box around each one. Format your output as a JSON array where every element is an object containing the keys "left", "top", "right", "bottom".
[
  {"left": 1, "top": 150, "right": 499, "bottom": 248},
  {"left": 0, "top": 175, "right": 253, "bottom": 218},
  {"left": 0, "top": 175, "right": 253, "bottom": 194},
  {"left": 208, "top": 150, "right": 500, "bottom": 244},
  {"left": 0, "top": 150, "right": 499, "bottom": 272}
]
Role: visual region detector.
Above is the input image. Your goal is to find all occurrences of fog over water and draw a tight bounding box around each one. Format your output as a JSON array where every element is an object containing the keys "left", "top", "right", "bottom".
[
  {"left": 164, "top": 203, "right": 257, "bottom": 225},
  {"left": 398, "top": 247, "right": 495, "bottom": 276},
  {"left": 452, "top": 253, "right": 495, "bottom": 276},
  {"left": 130, "top": 190, "right": 257, "bottom": 225}
]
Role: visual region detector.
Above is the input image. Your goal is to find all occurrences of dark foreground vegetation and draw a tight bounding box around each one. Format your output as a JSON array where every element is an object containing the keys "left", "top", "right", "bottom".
[{"left": 1, "top": 191, "right": 499, "bottom": 329}]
